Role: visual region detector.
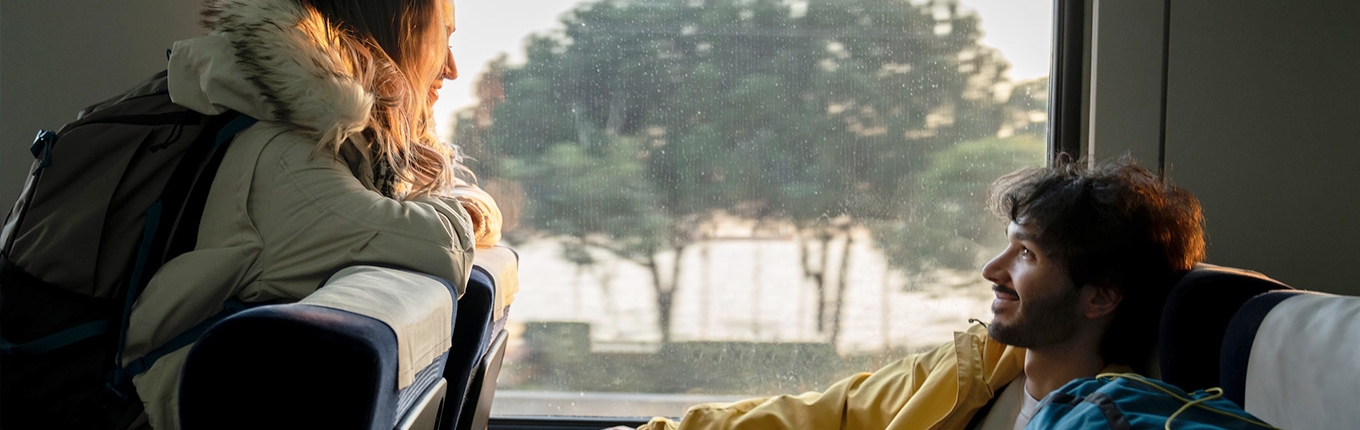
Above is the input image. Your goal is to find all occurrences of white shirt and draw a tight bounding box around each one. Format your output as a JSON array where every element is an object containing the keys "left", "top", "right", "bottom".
[
  {"left": 976, "top": 373, "right": 1042, "bottom": 430},
  {"left": 1014, "top": 380, "right": 1041, "bottom": 430}
]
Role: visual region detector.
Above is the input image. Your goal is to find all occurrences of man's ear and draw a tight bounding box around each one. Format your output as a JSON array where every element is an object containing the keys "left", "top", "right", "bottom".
[{"left": 1082, "top": 284, "right": 1123, "bottom": 320}]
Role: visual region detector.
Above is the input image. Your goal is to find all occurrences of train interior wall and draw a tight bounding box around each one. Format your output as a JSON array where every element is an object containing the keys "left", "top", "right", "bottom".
[{"left": 1161, "top": 0, "right": 1360, "bottom": 296}]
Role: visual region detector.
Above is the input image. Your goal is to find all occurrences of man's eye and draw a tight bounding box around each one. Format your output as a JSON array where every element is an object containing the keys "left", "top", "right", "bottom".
[{"left": 1019, "top": 248, "right": 1033, "bottom": 257}]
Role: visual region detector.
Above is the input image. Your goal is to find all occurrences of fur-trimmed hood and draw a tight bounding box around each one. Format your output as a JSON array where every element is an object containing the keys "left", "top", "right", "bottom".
[{"left": 167, "top": 0, "right": 372, "bottom": 146}]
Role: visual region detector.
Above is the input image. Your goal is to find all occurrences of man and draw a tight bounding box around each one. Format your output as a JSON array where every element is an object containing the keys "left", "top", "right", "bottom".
[{"left": 613, "top": 156, "right": 1206, "bottom": 430}]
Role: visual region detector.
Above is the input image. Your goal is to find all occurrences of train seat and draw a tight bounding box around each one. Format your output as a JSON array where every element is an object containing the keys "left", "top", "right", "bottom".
[
  {"left": 1156, "top": 263, "right": 1292, "bottom": 392},
  {"left": 1220, "top": 290, "right": 1360, "bottom": 429},
  {"left": 443, "top": 245, "right": 519, "bottom": 430},
  {"left": 179, "top": 266, "right": 459, "bottom": 430}
]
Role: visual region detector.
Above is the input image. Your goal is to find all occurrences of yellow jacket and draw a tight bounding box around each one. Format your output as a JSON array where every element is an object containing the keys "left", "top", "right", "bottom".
[{"left": 638, "top": 324, "right": 1025, "bottom": 430}]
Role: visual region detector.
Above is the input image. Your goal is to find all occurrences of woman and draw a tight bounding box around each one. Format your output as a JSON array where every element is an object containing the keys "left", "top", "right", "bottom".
[{"left": 124, "top": 0, "right": 483, "bottom": 428}]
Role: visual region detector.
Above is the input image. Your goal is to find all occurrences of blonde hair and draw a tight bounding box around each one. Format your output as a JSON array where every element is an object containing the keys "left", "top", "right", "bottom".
[{"left": 300, "top": 0, "right": 463, "bottom": 198}]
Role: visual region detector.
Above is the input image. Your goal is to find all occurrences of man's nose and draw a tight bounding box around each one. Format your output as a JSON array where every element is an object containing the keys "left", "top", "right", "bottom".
[{"left": 981, "top": 253, "right": 1006, "bottom": 284}]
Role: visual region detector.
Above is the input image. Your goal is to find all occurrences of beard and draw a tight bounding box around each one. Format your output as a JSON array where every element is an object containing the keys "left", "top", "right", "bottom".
[{"left": 988, "top": 284, "right": 1083, "bottom": 348}]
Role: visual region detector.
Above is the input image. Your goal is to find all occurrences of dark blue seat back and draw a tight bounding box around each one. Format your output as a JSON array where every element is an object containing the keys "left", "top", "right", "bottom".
[
  {"left": 1219, "top": 290, "right": 1299, "bottom": 407},
  {"left": 1156, "top": 263, "right": 1291, "bottom": 392},
  {"left": 442, "top": 266, "right": 497, "bottom": 429},
  {"left": 457, "top": 329, "right": 508, "bottom": 430},
  {"left": 180, "top": 304, "right": 403, "bottom": 430}
]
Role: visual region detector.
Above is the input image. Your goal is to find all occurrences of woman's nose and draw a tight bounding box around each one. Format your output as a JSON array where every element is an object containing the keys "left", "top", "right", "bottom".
[{"left": 443, "top": 47, "right": 458, "bottom": 81}]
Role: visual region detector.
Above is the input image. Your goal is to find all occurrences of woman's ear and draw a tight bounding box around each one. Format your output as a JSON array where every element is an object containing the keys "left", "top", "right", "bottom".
[{"left": 1082, "top": 284, "right": 1123, "bottom": 320}]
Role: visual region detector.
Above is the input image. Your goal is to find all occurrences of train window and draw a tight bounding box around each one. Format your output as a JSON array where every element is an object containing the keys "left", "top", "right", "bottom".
[{"left": 437, "top": 0, "right": 1055, "bottom": 420}]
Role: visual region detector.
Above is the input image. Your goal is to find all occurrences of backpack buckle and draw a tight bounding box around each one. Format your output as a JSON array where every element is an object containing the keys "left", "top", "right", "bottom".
[{"left": 30, "top": 130, "right": 57, "bottom": 169}]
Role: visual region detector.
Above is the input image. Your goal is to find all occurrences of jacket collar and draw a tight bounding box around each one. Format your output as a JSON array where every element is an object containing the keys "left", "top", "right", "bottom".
[{"left": 168, "top": 0, "right": 372, "bottom": 147}]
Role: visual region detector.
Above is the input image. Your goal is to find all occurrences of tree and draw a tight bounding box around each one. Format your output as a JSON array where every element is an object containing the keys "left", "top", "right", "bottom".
[
  {"left": 457, "top": 0, "right": 1016, "bottom": 345},
  {"left": 501, "top": 139, "right": 695, "bottom": 342},
  {"left": 874, "top": 134, "right": 1046, "bottom": 282}
]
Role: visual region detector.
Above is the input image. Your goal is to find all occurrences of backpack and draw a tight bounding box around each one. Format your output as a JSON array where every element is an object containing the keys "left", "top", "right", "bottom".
[
  {"left": 1026, "top": 373, "right": 1279, "bottom": 430},
  {"left": 0, "top": 70, "right": 255, "bottom": 430}
]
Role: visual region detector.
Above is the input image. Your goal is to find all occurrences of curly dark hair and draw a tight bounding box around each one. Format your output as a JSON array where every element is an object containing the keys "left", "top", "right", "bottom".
[{"left": 988, "top": 154, "right": 1206, "bottom": 366}]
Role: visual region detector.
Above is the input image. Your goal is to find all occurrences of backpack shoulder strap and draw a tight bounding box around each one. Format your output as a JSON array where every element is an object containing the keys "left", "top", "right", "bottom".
[
  {"left": 109, "top": 113, "right": 258, "bottom": 390},
  {"left": 112, "top": 299, "right": 251, "bottom": 386},
  {"left": 0, "top": 320, "right": 110, "bottom": 355}
]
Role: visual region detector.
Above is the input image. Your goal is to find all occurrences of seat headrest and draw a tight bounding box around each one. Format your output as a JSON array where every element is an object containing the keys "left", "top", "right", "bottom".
[
  {"left": 303, "top": 265, "right": 457, "bottom": 389},
  {"left": 472, "top": 246, "right": 519, "bottom": 322},
  {"left": 1221, "top": 291, "right": 1360, "bottom": 428},
  {"left": 1157, "top": 263, "right": 1291, "bottom": 392}
]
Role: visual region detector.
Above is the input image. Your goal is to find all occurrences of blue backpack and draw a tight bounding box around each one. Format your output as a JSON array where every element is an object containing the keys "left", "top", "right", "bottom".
[{"left": 1026, "top": 373, "right": 1278, "bottom": 430}]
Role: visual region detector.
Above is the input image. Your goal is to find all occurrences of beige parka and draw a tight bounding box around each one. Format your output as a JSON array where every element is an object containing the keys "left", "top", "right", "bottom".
[{"left": 123, "top": 0, "right": 475, "bottom": 428}]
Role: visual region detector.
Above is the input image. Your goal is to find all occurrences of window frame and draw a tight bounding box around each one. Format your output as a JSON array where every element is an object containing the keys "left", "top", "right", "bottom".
[{"left": 1050, "top": 0, "right": 1086, "bottom": 161}]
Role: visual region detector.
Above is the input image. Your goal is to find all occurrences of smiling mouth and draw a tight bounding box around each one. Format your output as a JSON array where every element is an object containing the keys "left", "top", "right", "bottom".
[{"left": 992, "top": 285, "right": 1019, "bottom": 300}]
